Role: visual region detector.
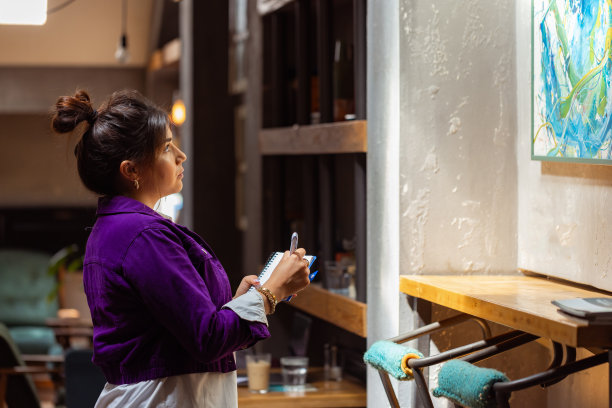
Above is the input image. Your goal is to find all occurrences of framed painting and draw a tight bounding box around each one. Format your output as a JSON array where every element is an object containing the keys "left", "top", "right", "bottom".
[{"left": 532, "top": 0, "right": 612, "bottom": 164}]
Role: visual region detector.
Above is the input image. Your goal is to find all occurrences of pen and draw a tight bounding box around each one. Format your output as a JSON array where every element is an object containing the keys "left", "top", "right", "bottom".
[{"left": 290, "top": 232, "right": 298, "bottom": 254}]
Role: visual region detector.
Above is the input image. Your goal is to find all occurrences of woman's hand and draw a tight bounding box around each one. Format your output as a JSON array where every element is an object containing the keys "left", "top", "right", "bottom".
[
  {"left": 262, "top": 248, "right": 311, "bottom": 300},
  {"left": 233, "top": 275, "right": 260, "bottom": 299}
]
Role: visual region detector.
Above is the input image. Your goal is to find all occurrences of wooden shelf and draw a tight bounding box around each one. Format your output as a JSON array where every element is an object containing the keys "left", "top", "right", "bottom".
[
  {"left": 148, "top": 38, "right": 180, "bottom": 73},
  {"left": 259, "top": 120, "right": 367, "bottom": 155},
  {"left": 399, "top": 275, "right": 612, "bottom": 347},
  {"left": 287, "top": 284, "right": 367, "bottom": 337}
]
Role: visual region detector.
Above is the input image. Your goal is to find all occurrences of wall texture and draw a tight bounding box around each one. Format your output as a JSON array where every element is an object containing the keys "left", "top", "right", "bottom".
[
  {"left": 398, "top": 0, "right": 517, "bottom": 276},
  {"left": 516, "top": 1, "right": 612, "bottom": 292},
  {"left": 368, "top": 0, "right": 608, "bottom": 406},
  {"left": 395, "top": 0, "right": 527, "bottom": 406},
  {"left": 515, "top": 0, "right": 609, "bottom": 403}
]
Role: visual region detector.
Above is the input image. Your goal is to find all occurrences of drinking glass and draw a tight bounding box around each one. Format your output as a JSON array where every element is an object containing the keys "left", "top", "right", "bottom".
[{"left": 246, "top": 353, "right": 271, "bottom": 394}]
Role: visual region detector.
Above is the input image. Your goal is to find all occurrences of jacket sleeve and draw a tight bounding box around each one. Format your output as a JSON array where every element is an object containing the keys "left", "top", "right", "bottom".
[
  {"left": 222, "top": 290, "right": 268, "bottom": 325},
  {"left": 121, "top": 226, "right": 270, "bottom": 363}
]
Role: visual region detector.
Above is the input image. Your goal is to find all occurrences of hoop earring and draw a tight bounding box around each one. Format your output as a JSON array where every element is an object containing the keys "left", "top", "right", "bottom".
[{"left": 133, "top": 179, "right": 140, "bottom": 190}]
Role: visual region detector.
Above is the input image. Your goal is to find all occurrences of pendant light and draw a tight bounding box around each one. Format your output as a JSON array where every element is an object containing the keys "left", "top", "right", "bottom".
[
  {"left": 114, "top": 0, "right": 130, "bottom": 63},
  {"left": 171, "top": 90, "right": 186, "bottom": 127}
]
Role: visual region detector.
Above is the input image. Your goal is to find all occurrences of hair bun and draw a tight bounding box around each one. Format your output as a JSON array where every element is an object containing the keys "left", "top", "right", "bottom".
[
  {"left": 51, "top": 90, "right": 97, "bottom": 134},
  {"left": 88, "top": 109, "right": 98, "bottom": 125}
]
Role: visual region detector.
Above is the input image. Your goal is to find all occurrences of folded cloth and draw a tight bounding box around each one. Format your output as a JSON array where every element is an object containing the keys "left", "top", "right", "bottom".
[
  {"left": 433, "top": 359, "right": 509, "bottom": 408},
  {"left": 363, "top": 340, "right": 424, "bottom": 380}
]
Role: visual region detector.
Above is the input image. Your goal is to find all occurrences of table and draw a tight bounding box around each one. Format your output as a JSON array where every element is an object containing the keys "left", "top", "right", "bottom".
[
  {"left": 46, "top": 317, "right": 93, "bottom": 350},
  {"left": 399, "top": 274, "right": 612, "bottom": 348},
  {"left": 399, "top": 274, "right": 612, "bottom": 406},
  {"left": 238, "top": 368, "right": 366, "bottom": 407}
]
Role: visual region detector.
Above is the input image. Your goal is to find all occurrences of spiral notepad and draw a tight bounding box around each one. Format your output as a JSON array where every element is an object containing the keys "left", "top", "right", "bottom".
[{"left": 251, "top": 252, "right": 317, "bottom": 301}]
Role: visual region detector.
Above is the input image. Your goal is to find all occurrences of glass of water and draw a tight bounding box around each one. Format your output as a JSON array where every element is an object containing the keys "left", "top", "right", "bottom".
[
  {"left": 280, "top": 356, "right": 309, "bottom": 392},
  {"left": 324, "top": 261, "right": 351, "bottom": 296}
]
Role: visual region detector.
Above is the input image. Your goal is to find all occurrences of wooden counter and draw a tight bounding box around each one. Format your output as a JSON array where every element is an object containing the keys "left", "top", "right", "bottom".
[
  {"left": 238, "top": 368, "right": 366, "bottom": 408},
  {"left": 399, "top": 274, "right": 612, "bottom": 348}
]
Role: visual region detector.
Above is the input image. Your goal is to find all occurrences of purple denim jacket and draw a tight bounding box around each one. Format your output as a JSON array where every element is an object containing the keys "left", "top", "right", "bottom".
[{"left": 83, "top": 196, "right": 270, "bottom": 385}]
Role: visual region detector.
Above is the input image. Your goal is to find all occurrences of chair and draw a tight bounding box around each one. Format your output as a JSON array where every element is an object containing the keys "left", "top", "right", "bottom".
[
  {"left": 64, "top": 348, "right": 106, "bottom": 408},
  {"left": 0, "top": 322, "right": 60, "bottom": 408},
  {"left": 0, "top": 249, "right": 60, "bottom": 355}
]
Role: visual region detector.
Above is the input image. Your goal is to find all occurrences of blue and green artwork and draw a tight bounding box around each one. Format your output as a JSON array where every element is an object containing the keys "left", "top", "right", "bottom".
[{"left": 532, "top": 0, "right": 612, "bottom": 164}]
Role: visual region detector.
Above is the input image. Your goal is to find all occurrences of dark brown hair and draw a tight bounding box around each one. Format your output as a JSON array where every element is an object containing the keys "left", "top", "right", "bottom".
[{"left": 51, "top": 89, "right": 169, "bottom": 196}]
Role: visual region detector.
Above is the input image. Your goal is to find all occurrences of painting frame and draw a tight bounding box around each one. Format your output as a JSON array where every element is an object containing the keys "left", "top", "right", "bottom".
[{"left": 532, "top": 0, "right": 612, "bottom": 165}]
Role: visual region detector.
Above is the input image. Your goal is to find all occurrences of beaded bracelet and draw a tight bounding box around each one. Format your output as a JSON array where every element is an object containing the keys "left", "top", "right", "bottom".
[{"left": 257, "top": 286, "right": 278, "bottom": 314}]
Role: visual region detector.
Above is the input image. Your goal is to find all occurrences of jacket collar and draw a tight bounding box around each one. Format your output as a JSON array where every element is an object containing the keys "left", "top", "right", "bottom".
[{"left": 96, "top": 195, "right": 164, "bottom": 219}]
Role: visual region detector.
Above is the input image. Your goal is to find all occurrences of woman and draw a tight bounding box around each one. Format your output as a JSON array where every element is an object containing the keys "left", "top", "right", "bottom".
[{"left": 51, "top": 89, "right": 311, "bottom": 407}]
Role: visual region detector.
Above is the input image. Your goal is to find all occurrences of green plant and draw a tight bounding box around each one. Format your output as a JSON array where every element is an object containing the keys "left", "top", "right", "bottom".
[{"left": 47, "top": 244, "right": 84, "bottom": 302}]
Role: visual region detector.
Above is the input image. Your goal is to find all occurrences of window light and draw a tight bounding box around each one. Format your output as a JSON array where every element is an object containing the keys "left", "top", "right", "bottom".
[{"left": 0, "top": 0, "right": 47, "bottom": 25}]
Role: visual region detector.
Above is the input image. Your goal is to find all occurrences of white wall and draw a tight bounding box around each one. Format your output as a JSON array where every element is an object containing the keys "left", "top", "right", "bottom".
[
  {"left": 395, "top": 0, "right": 523, "bottom": 406},
  {"left": 516, "top": 0, "right": 609, "bottom": 402},
  {"left": 516, "top": 1, "right": 612, "bottom": 292},
  {"left": 367, "top": 0, "right": 608, "bottom": 406},
  {"left": 398, "top": 0, "right": 517, "bottom": 276}
]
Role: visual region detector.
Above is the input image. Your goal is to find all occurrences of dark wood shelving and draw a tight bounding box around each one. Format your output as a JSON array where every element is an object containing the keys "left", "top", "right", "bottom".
[
  {"left": 246, "top": 0, "right": 369, "bottom": 381},
  {"left": 259, "top": 120, "right": 367, "bottom": 155}
]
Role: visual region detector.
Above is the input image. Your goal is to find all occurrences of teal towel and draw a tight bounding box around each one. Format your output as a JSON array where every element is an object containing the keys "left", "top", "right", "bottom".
[
  {"left": 433, "top": 360, "right": 509, "bottom": 408},
  {"left": 363, "top": 340, "right": 424, "bottom": 380}
]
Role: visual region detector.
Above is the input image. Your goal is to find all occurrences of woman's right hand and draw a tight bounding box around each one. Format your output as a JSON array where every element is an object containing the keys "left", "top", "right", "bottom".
[{"left": 263, "top": 248, "right": 311, "bottom": 300}]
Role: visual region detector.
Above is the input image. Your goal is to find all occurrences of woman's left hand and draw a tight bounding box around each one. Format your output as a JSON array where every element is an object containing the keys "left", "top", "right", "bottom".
[{"left": 233, "top": 275, "right": 260, "bottom": 299}]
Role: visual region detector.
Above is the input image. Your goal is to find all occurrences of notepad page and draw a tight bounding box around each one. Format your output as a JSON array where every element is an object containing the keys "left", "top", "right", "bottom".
[
  {"left": 257, "top": 252, "right": 315, "bottom": 285},
  {"left": 248, "top": 252, "right": 316, "bottom": 298},
  {"left": 257, "top": 252, "right": 284, "bottom": 285}
]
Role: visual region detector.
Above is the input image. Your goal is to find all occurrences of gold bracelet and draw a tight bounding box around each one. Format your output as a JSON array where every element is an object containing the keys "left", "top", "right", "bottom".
[{"left": 257, "top": 287, "right": 278, "bottom": 314}]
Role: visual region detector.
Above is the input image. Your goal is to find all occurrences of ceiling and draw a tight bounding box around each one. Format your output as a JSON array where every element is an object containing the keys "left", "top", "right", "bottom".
[{"left": 0, "top": 0, "right": 156, "bottom": 67}]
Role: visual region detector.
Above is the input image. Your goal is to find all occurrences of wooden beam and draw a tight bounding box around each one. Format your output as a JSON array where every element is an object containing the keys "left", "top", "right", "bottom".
[{"left": 259, "top": 120, "right": 367, "bottom": 155}]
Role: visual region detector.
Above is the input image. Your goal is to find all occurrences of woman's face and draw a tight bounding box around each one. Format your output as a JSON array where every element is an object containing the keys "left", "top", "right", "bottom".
[{"left": 147, "top": 126, "right": 187, "bottom": 199}]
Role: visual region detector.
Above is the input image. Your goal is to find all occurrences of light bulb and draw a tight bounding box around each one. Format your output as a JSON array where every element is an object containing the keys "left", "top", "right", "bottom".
[
  {"left": 172, "top": 99, "right": 186, "bottom": 126},
  {"left": 115, "top": 34, "right": 130, "bottom": 64}
]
